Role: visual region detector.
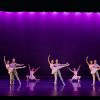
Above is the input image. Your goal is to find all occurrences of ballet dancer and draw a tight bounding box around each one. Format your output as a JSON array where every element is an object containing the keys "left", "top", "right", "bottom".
[
  {"left": 54, "top": 59, "right": 69, "bottom": 86},
  {"left": 93, "top": 60, "right": 100, "bottom": 81},
  {"left": 86, "top": 56, "right": 100, "bottom": 85},
  {"left": 4, "top": 56, "right": 13, "bottom": 85},
  {"left": 67, "top": 65, "right": 81, "bottom": 82},
  {"left": 26, "top": 64, "right": 40, "bottom": 81},
  {"left": 10, "top": 58, "right": 25, "bottom": 85},
  {"left": 48, "top": 55, "right": 70, "bottom": 86}
]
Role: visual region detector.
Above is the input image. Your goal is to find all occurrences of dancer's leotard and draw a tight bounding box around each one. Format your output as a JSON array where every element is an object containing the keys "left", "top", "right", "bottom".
[
  {"left": 72, "top": 71, "right": 79, "bottom": 80},
  {"left": 29, "top": 71, "right": 36, "bottom": 80},
  {"left": 6, "top": 64, "right": 14, "bottom": 74}
]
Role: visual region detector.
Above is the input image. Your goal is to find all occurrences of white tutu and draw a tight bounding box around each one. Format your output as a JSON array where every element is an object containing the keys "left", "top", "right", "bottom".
[
  {"left": 72, "top": 75, "right": 79, "bottom": 80},
  {"left": 91, "top": 68, "right": 98, "bottom": 74},
  {"left": 29, "top": 75, "right": 36, "bottom": 80},
  {"left": 29, "top": 71, "right": 36, "bottom": 80}
]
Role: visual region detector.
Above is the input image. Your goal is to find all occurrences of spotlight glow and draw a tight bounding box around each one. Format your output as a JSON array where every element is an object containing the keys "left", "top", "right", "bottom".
[
  {"left": 42, "top": 11, "right": 46, "bottom": 14},
  {"left": 97, "top": 12, "right": 100, "bottom": 15},
  {"left": 17, "top": 12, "right": 23, "bottom": 14},
  {"left": 63, "top": 12, "right": 68, "bottom": 14},
  {"left": 29, "top": 12, "right": 35, "bottom": 14},
  {"left": 6, "top": 12, "right": 12, "bottom": 14},
  {"left": 52, "top": 12, "right": 57, "bottom": 14},
  {"left": 86, "top": 12, "right": 93, "bottom": 15},
  {"left": 75, "top": 12, "right": 81, "bottom": 15}
]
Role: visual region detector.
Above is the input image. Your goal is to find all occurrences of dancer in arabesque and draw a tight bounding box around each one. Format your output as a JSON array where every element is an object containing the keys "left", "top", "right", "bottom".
[{"left": 48, "top": 55, "right": 70, "bottom": 86}]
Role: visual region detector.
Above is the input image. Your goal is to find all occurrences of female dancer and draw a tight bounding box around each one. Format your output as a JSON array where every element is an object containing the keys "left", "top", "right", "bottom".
[
  {"left": 48, "top": 55, "right": 70, "bottom": 85},
  {"left": 67, "top": 65, "right": 81, "bottom": 82},
  {"left": 54, "top": 59, "right": 69, "bottom": 86},
  {"left": 86, "top": 56, "right": 100, "bottom": 85},
  {"left": 26, "top": 64, "right": 40, "bottom": 81},
  {"left": 4, "top": 56, "right": 26, "bottom": 85},
  {"left": 4, "top": 56, "right": 13, "bottom": 85}
]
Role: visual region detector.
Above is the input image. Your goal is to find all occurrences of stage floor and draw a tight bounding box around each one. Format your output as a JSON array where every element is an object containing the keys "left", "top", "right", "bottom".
[{"left": 0, "top": 77, "right": 100, "bottom": 96}]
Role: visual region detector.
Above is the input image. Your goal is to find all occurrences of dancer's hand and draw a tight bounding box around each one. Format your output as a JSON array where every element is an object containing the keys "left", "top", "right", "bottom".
[
  {"left": 86, "top": 56, "right": 88, "bottom": 59},
  {"left": 23, "top": 66, "right": 26, "bottom": 68},
  {"left": 66, "top": 63, "right": 70, "bottom": 66}
]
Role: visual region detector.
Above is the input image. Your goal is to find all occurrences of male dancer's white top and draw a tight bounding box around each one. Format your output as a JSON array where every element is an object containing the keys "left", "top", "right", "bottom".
[{"left": 29, "top": 71, "right": 36, "bottom": 80}]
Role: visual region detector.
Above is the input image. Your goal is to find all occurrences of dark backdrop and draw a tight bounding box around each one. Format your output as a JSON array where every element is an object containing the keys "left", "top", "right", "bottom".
[{"left": 0, "top": 12, "right": 100, "bottom": 76}]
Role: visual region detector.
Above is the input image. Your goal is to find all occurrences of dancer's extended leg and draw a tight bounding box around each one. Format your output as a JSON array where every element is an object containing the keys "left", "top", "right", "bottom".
[
  {"left": 92, "top": 74, "right": 95, "bottom": 86},
  {"left": 14, "top": 70, "right": 21, "bottom": 84},
  {"left": 96, "top": 71, "right": 100, "bottom": 81}
]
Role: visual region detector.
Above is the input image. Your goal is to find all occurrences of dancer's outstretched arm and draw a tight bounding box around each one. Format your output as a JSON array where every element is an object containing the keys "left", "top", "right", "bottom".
[
  {"left": 4, "top": 56, "right": 6, "bottom": 65},
  {"left": 66, "top": 63, "right": 70, "bottom": 66},
  {"left": 15, "top": 66, "right": 26, "bottom": 69},
  {"left": 34, "top": 67, "right": 40, "bottom": 73},
  {"left": 48, "top": 55, "right": 50, "bottom": 65},
  {"left": 59, "top": 63, "right": 70, "bottom": 66},
  {"left": 77, "top": 65, "right": 81, "bottom": 72},
  {"left": 16, "top": 63, "right": 24, "bottom": 66},
  {"left": 67, "top": 67, "right": 73, "bottom": 73},
  {"left": 86, "top": 56, "right": 89, "bottom": 65}
]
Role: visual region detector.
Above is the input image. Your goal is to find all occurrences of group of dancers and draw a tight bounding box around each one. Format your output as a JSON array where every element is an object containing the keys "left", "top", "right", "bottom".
[
  {"left": 4, "top": 56, "right": 40, "bottom": 85},
  {"left": 48, "top": 55, "right": 100, "bottom": 86},
  {"left": 3, "top": 55, "right": 100, "bottom": 86}
]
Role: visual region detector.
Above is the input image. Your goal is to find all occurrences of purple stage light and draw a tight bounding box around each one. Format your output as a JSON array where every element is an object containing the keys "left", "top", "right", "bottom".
[
  {"left": 42, "top": 11, "right": 45, "bottom": 14},
  {"left": 63, "top": 12, "right": 69, "bottom": 15},
  {"left": 52, "top": 12, "right": 57, "bottom": 14},
  {"left": 6, "top": 12, "right": 12, "bottom": 14},
  {"left": 75, "top": 12, "right": 81, "bottom": 15},
  {"left": 17, "top": 12, "right": 23, "bottom": 14},
  {"left": 86, "top": 12, "right": 93, "bottom": 15}
]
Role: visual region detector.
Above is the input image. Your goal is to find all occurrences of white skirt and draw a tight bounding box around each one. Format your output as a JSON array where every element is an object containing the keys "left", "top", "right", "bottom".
[
  {"left": 72, "top": 75, "right": 80, "bottom": 80},
  {"left": 91, "top": 68, "right": 98, "bottom": 74},
  {"left": 29, "top": 75, "right": 36, "bottom": 80}
]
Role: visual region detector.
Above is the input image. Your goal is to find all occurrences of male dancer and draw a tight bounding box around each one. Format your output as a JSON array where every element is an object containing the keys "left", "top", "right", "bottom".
[
  {"left": 10, "top": 58, "right": 24, "bottom": 85},
  {"left": 48, "top": 55, "right": 70, "bottom": 86},
  {"left": 94, "top": 60, "right": 100, "bottom": 81},
  {"left": 54, "top": 59, "right": 68, "bottom": 86}
]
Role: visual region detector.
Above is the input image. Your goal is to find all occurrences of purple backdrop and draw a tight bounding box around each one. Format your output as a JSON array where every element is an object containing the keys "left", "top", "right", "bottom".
[{"left": 0, "top": 12, "right": 100, "bottom": 76}]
